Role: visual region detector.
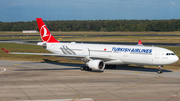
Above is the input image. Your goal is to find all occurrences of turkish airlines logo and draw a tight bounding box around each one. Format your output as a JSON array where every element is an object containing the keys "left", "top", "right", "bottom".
[{"left": 40, "top": 25, "right": 51, "bottom": 42}]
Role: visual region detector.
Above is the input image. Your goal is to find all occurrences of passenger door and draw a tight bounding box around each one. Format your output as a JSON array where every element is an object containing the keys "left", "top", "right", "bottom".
[{"left": 83, "top": 47, "right": 90, "bottom": 55}]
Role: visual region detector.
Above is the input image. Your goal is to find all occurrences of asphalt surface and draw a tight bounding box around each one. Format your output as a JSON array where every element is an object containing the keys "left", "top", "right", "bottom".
[{"left": 0, "top": 60, "right": 180, "bottom": 101}]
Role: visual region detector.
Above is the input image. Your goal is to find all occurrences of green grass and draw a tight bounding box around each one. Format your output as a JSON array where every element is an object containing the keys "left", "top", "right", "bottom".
[
  {"left": 60, "top": 36, "right": 180, "bottom": 43},
  {"left": 1, "top": 31, "right": 180, "bottom": 35},
  {"left": 1, "top": 31, "right": 180, "bottom": 43}
]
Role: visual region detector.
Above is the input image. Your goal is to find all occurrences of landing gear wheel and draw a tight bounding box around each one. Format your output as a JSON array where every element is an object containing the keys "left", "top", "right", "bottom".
[
  {"left": 88, "top": 68, "right": 92, "bottom": 71},
  {"left": 157, "top": 66, "right": 163, "bottom": 74},
  {"left": 81, "top": 66, "right": 84, "bottom": 71},
  {"left": 80, "top": 66, "right": 92, "bottom": 71},
  {"left": 85, "top": 66, "right": 92, "bottom": 71},
  {"left": 157, "top": 70, "right": 163, "bottom": 74},
  {"left": 105, "top": 65, "right": 116, "bottom": 69},
  {"left": 113, "top": 65, "right": 116, "bottom": 69},
  {"left": 85, "top": 66, "right": 89, "bottom": 71}
]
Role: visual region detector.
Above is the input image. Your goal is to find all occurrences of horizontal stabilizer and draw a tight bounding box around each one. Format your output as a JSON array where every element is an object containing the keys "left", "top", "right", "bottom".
[{"left": 2, "top": 48, "right": 10, "bottom": 53}]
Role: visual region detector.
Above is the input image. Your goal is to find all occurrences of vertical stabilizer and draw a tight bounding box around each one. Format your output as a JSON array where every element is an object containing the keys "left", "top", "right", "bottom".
[
  {"left": 36, "top": 18, "right": 59, "bottom": 43},
  {"left": 138, "top": 40, "right": 143, "bottom": 46}
]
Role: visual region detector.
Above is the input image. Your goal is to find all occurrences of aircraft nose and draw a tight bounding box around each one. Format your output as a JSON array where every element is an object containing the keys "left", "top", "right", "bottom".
[
  {"left": 172, "top": 55, "right": 179, "bottom": 63},
  {"left": 175, "top": 55, "right": 179, "bottom": 62},
  {"left": 168, "top": 55, "right": 179, "bottom": 64}
]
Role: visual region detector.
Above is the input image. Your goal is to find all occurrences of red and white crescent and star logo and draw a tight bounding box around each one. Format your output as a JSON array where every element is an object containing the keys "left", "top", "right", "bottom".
[{"left": 40, "top": 25, "right": 51, "bottom": 42}]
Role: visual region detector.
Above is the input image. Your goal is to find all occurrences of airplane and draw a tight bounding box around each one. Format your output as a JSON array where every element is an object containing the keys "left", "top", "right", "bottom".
[{"left": 1, "top": 18, "right": 179, "bottom": 74}]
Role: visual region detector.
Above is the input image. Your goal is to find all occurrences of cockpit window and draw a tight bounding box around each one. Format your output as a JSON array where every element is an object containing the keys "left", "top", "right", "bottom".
[{"left": 166, "top": 53, "right": 175, "bottom": 55}]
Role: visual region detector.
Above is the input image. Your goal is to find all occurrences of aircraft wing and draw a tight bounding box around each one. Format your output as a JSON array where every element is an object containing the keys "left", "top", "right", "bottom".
[{"left": 1, "top": 48, "right": 116, "bottom": 62}]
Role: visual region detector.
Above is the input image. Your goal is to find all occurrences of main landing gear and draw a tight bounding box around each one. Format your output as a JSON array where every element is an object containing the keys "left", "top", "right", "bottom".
[
  {"left": 157, "top": 66, "right": 163, "bottom": 74},
  {"left": 80, "top": 66, "right": 92, "bottom": 71},
  {"left": 105, "top": 65, "right": 116, "bottom": 69}
]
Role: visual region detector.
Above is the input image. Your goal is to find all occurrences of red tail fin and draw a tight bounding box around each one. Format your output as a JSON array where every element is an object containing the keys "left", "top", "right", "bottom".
[
  {"left": 138, "top": 40, "right": 143, "bottom": 46},
  {"left": 36, "top": 18, "right": 59, "bottom": 43}
]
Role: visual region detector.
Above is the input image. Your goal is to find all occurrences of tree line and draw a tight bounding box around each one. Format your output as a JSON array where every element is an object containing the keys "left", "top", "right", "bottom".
[{"left": 0, "top": 19, "right": 180, "bottom": 32}]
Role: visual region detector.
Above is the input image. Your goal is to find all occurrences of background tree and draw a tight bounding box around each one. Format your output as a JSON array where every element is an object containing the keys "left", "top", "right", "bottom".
[{"left": 0, "top": 19, "right": 180, "bottom": 32}]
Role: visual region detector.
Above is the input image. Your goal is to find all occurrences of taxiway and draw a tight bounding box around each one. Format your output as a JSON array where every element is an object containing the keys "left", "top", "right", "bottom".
[{"left": 0, "top": 60, "right": 180, "bottom": 101}]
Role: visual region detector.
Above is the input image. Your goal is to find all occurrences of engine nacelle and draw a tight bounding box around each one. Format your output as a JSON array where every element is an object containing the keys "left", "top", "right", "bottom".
[{"left": 86, "top": 60, "right": 105, "bottom": 70}]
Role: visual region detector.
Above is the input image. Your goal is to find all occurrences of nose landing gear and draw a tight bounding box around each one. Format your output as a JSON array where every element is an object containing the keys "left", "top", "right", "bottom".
[{"left": 157, "top": 66, "right": 163, "bottom": 74}]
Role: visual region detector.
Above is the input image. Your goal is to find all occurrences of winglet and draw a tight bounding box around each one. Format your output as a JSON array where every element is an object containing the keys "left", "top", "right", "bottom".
[
  {"left": 137, "top": 40, "right": 143, "bottom": 46},
  {"left": 2, "top": 48, "right": 10, "bottom": 53}
]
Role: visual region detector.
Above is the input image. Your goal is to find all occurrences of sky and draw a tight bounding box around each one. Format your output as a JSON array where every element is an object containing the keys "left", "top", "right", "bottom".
[{"left": 0, "top": 0, "right": 180, "bottom": 22}]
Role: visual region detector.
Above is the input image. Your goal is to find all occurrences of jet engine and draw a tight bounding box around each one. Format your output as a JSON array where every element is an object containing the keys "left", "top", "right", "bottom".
[{"left": 86, "top": 60, "right": 105, "bottom": 70}]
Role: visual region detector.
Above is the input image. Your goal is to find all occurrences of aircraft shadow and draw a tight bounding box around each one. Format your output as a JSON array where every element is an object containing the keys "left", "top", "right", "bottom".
[
  {"left": 15, "top": 59, "right": 172, "bottom": 73},
  {"left": 41, "top": 59, "right": 104, "bottom": 73},
  {"left": 14, "top": 68, "right": 80, "bottom": 71},
  {"left": 110, "top": 65, "right": 172, "bottom": 73},
  {"left": 41, "top": 59, "right": 84, "bottom": 67},
  {"left": 15, "top": 59, "right": 104, "bottom": 73}
]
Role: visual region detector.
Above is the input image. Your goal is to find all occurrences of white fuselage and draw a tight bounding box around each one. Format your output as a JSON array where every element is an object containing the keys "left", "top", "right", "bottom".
[{"left": 45, "top": 42, "right": 179, "bottom": 66}]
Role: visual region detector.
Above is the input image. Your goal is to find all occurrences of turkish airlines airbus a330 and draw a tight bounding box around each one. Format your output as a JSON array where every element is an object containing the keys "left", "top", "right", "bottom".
[{"left": 2, "top": 18, "right": 179, "bottom": 74}]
